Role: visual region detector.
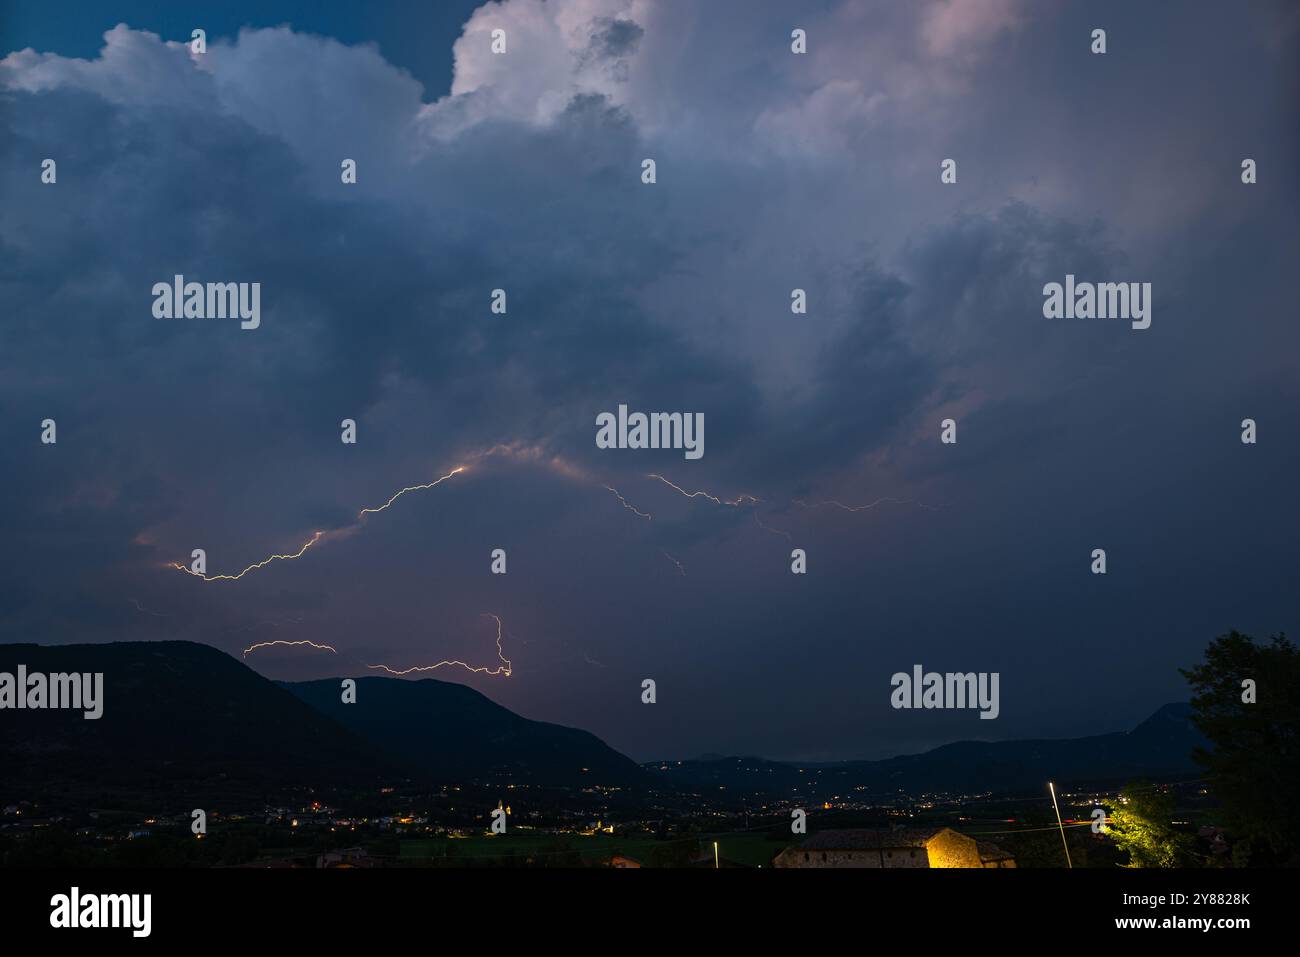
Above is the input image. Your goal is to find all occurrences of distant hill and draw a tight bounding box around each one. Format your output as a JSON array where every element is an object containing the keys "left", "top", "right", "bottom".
[
  {"left": 0, "top": 641, "right": 648, "bottom": 806},
  {"left": 1, "top": 640, "right": 1203, "bottom": 808},
  {"left": 648, "top": 703, "right": 1206, "bottom": 799},
  {"left": 0, "top": 641, "right": 385, "bottom": 803},
  {"left": 282, "top": 676, "right": 648, "bottom": 787}
]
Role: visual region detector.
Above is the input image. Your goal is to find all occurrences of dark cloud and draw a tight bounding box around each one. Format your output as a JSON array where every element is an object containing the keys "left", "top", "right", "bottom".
[
  {"left": 1, "top": 3, "right": 1296, "bottom": 761},
  {"left": 589, "top": 17, "right": 644, "bottom": 61}
]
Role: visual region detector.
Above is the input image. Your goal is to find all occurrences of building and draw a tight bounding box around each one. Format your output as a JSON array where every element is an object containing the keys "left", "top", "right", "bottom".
[
  {"left": 316, "top": 847, "right": 375, "bottom": 868},
  {"left": 976, "top": 840, "right": 1016, "bottom": 868},
  {"left": 1197, "top": 826, "right": 1230, "bottom": 860},
  {"left": 773, "top": 827, "right": 1015, "bottom": 869}
]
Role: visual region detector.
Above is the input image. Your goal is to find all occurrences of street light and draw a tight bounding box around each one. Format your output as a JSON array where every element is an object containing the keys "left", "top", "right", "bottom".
[{"left": 1048, "top": 781, "right": 1073, "bottom": 869}]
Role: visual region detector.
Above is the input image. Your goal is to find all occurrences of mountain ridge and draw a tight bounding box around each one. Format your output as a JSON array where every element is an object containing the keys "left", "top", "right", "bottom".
[
  {"left": 0, "top": 640, "right": 644, "bottom": 795},
  {"left": 1, "top": 641, "right": 1205, "bottom": 803},
  {"left": 280, "top": 675, "right": 648, "bottom": 786},
  {"left": 646, "top": 702, "right": 1205, "bottom": 798}
]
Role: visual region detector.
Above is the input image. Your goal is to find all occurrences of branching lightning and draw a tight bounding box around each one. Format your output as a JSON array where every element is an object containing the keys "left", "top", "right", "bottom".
[
  {"left": 605, "top": 485, "right": 652, "bottom": 520},
  {"left": 162, "top": 436, "right": 940, "bottom": 623},
  {"left": 646, "top": 471, "right": 793, "bottom": 539},
  {"left": 639, "top": 471, "right": 943, "bottom": 551},
  {"left": 242, "top": 639, "right": 338, "bottom": 658},
  {"left": 168, "top": 467, "right": 467, "bottom": 583},
  {"left": 366, "top": 613, "right": 513, "bottom": 678},
  {"left": 647, "top": 473, "right": 759, "bottom": 507}
]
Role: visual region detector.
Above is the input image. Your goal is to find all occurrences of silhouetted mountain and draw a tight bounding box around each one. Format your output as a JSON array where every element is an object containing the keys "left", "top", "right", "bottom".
[
  {"left": 282, "top": 676, "right": 648, "bottom": 787},
  {"left": 0, "top": 641, "right": 649, "bottom": 804},
  {"left": 649, "top": 704, "right": 1206, "bottom": 799},
  {"left": 0, "top": 641, "right": 386, "bottom": 803},
  {"left": 1, "top": 639, "right": 1201, "bottom": 810}
]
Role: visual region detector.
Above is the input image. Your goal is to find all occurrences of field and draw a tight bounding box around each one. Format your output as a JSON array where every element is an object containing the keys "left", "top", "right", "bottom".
[{"left": 396, "top": 831, "right": 785, "bottom": 867}]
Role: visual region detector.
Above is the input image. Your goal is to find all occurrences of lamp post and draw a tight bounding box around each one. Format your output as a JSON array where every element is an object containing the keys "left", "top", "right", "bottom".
[{"left": 1049, "top": 781, "right": 1073, "bottom": 869}]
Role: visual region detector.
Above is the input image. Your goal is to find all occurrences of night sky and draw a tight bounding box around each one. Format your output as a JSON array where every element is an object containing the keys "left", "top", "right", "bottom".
[{"left": 1, "top": 0, "right": 1296, "bottom": 763}]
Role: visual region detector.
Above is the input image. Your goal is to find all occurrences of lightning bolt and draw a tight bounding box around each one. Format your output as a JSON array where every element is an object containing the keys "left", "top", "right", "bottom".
[
  {"left": 357, "top": 467, "right": 465, "bottom": 517},
  {"left": 661, "top": 550, "right": 686, "bottom": 576},
  {"left": 366, "top": 613, "right": 513, "bottom": 678},
  {"left": 242, "top": 639, "right": 338, "bottom": 658},
  {"left": 129, "top": 599, "right": 166, "bottom": 617},
  {"left": 605, "top": 485, "right": 652, "bottom": 520},
  {"left": 647, "top": 473, "right": 759, "bottom": 507},
  {"left": 794, "top": 497, "right": 944, "bottom": 513},
  {"left": 646, "top": 474, "right": 942, "bottom": 518},
  {"left": 169, "top": 530, "right": 325, "bottom": 582},
  {"left": 162, "top": 438, "right": 940, "bottom": 595},
  {"left": 168, "top": 467, "right": 467, "bottom": 582},
  {"left": 753, "top": 511, "right": 792, "bottom": 540},
  {"left": 645, "top": 471, "right": 792, "bottom": 540},
  {"left": 643, "top": 470, "right": 797, "bottom": 548}
]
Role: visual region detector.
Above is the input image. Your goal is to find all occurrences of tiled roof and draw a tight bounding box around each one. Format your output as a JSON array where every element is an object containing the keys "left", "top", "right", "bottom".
[{"left": 976, "top": 840, "right": 1013, "bottom": 861}]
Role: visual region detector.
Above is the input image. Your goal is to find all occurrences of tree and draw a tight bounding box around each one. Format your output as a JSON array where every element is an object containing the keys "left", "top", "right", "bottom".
[
  {"left": 647, "top": 837, "right": 699, "bottom": 868},
  {"left": 1181, "top": 631, "right": 1300, "bottom": 866},
  {"left": 1106, "top": 782, "right": 1197, "bottom": 867}
]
